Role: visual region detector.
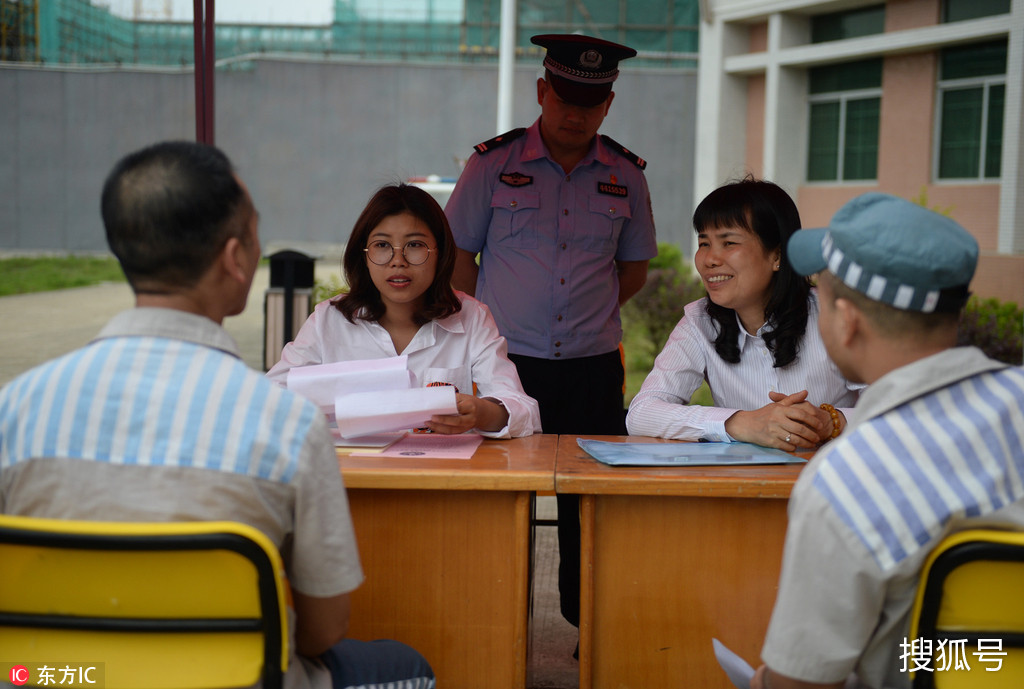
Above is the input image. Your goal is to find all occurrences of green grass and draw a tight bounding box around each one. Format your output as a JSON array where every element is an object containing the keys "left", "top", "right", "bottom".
[{"left": 0, "top": 256, "right": 126, "bottom": 297}]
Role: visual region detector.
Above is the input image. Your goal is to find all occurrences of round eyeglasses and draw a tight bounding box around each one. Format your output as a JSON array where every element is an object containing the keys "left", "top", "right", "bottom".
[{"left": 363, "top": 240, "right": 436, "bottom": 266}]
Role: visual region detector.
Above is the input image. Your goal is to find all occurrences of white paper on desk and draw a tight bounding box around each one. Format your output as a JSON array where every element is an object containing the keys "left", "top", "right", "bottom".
[
  {"left": 713, "top": 638, "right": 754, "bottom": 689},
  {"left": 287, "top": 356, "right": 412, "bottom": 412},
  {"left": 330, "top": 430, "right": 405, "bottom": 449},
  {"left": 352, "top": 432, "right": 483, "bottom": 459},
  {"left": 335, "top": 386, "right": 458, "bottom": 439}
]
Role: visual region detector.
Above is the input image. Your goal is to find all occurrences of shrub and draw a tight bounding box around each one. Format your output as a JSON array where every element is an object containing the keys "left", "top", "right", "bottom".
[
  {"left": 957, "top": 296, "right": 1023, "bottom": 365},
  {"left": 313, "top": 274, "right": 348, "bottom": 304},
  {"left": 621, "top": 242, "right": 705, "bottom": 375}
]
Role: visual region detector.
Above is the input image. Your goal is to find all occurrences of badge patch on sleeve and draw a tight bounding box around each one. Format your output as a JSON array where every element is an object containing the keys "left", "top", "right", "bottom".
[
  {"left": 598, "top": 181, "right": 628, "bottom": 197},
  {"left": 500, "top": 172, "right": 533, "bottom": 187}
]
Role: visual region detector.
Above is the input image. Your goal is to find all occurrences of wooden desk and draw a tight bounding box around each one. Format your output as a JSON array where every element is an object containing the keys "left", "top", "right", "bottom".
[
  {"left": 557, "top": 435, "right": 808, "bottom": 689},
  {"left": 339, "top": 433, "right": 558, "bottom": 689}
]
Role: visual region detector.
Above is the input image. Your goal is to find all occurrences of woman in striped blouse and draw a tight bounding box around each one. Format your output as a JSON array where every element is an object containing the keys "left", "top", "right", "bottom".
[{"left": 625, "top": 178, "right": 862, "bottom": 449}]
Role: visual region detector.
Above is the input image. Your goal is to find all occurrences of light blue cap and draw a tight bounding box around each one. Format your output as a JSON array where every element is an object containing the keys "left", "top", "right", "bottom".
[{"left": 787, "top": 192, "right": 978, "bottom": 313}]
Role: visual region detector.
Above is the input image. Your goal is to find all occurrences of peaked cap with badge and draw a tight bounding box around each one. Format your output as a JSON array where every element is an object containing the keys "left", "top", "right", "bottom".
[{"left": 531, "top": 33, "right": 637, "bottom": 107}]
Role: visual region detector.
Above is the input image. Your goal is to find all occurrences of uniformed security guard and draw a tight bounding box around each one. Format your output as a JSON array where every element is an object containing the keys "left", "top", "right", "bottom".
[{"left": 444, "top": 34, "right": 658, "bottom": 642}]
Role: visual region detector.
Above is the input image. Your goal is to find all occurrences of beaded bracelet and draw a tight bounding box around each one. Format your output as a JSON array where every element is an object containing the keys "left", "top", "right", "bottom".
[{"left": 820, "top": 403, "right": 842, "bottom": 439}]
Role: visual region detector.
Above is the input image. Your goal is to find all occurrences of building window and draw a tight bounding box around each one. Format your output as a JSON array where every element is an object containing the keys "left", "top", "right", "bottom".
[
  {"left": 807, "top": 59, "right": 882, "bottom": 182},
  {"left": 942, "top": 0, "right": 1011, "bottom": 23},
  {"left": 810, "top": 5, "right": 885, "bottom": 43},
  {"left": 936, "top": 40, "right": 1007, "bottom": 180}
]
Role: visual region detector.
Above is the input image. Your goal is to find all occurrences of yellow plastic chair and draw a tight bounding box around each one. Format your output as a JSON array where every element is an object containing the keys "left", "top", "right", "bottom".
[
  {"left": 0, "top": 515, "right": 289, "bottom": 689},
  {"left": 909, "top": 529, "right": 1024, "bottom": 688}
]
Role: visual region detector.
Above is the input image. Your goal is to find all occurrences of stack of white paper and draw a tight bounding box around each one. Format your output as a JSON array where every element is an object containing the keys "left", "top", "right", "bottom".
[
  {"left": 335, "top": 386, "right": 458, "bottom": 439},
  {"left": 287, "top": 356, "right": 413, "bottom": 413},
  {"left": 286, "top": 356, "right": 459, "bottom": 439}
]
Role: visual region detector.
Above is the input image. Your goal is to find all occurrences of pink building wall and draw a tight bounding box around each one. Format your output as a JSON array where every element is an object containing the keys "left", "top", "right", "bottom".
[{"left": 790, "top": 0, "right": 1021, "bottom": 302}]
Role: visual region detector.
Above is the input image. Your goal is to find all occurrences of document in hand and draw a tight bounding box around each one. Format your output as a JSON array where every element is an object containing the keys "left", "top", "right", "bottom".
[
  {"left": 576, "top": 439, "right": 806, "bottom": 466},
  {"left": 286, "top": 356, "right": 413, "bottom": 413},
  {"left": 712, "top": 638, "right": 754, "bottom": 689},
  {"left": 334, "top": 386, "right": 458, "bottom": 439},
  {"left": 285, "top": 356, "right": 460, "bottom": 439}
]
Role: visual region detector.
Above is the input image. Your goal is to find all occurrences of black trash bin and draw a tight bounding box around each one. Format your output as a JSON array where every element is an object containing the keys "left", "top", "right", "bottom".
[{"left": 264, "top": 250, "right": 316, "bottom": 371}]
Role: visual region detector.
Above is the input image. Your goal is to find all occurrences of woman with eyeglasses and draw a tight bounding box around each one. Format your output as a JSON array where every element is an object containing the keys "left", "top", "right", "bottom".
[{"left": 267, "top": 183, "right": 541, "bottom": 438}]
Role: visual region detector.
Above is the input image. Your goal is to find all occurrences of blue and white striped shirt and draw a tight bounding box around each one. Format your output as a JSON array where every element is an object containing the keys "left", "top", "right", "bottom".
[
  {"left": 0, "top": 307, "right": 365, "bottom": 689},
  {"left": 762, "top": 347, "right": 1024, "bottom": 687},
  {"left": 813, "top": 350, "right": 1024, "bottom": 572},
  {"left": 0, "top": 309, "right": 319, "bottom": 484}
]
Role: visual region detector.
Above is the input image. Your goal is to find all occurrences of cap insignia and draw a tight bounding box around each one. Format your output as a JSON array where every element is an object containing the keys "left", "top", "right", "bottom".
[{"left": 579, "top": 49, "right": 603, "bottom": 69}]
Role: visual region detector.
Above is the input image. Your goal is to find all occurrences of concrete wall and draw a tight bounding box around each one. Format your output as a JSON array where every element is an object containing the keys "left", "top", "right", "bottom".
[{"left": 0, "top": 58, "right": 698, "bottom": 258}]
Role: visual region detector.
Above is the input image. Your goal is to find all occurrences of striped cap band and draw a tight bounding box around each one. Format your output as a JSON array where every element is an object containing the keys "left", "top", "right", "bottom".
[
  {"left": 543, "top": 55, "right": 619, "bottom": 84},
  {"left": 822, "top": 232, "right": 968, "bottom": 313}
]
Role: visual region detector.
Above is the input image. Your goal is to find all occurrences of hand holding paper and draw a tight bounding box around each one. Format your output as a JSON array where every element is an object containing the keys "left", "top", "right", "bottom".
[
  {"left": 286, "top": 356, "right": 463, "bottom": 439},
  {"left": 287, "top": 356, "right": 412, "bottom": 413},
  {"left": 713, "top": 638, "right": 754, "bottom": 689},
  {"left": 335, "top": 386, "right": 458, "bottom": 439}
]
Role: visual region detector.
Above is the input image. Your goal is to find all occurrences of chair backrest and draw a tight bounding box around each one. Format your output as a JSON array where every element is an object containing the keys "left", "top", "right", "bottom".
[
  {"left": 909, "top": 529, "right": 1024, "bottom": 689},
  {"left": 0, "top": 515, "right": 289, "bottom": 689}
]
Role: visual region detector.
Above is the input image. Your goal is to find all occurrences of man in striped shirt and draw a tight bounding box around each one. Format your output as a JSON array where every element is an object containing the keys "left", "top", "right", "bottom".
[
  {"left": 0, "top": 141, "right": 433, "bottom": 689},
  {"left": 751, "top": 193, "right": 1024, "bottom": 689}
]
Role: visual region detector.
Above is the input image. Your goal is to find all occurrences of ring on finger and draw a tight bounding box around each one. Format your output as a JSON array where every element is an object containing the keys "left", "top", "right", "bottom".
[{"left": 785, "top": 433, "right": 792, "bottom": 443}]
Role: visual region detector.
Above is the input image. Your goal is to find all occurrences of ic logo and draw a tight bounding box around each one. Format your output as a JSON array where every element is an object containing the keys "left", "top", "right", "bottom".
[{"left": 9, "top": 665, "right": 29, "bottom": 686}]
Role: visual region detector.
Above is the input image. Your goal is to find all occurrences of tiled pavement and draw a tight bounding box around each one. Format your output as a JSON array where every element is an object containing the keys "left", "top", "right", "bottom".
[{"left": 529, "top": 496, "right": 580, "bottom": 689}]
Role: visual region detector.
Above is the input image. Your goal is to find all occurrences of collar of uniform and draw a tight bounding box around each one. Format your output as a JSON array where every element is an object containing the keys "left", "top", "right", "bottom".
[
  {"left": 845, "top": 346, "right": 1007, "bottom": 432},
  {"left": 94, "top": 307, "right": 242, "bottom": 358},
  {"left": 524, "top": 117, "right": 602, "bottom": 169},
  {"left": 591, "top": 135, "right": 618, "bottom": 168},
  {"left": 519, "top": 119, "right": 548, "bottom": 163}
]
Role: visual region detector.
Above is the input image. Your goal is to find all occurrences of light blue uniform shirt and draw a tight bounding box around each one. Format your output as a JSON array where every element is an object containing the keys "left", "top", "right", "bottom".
[{"left": 445, "top": 118, "right": 658, "bottom": 360}]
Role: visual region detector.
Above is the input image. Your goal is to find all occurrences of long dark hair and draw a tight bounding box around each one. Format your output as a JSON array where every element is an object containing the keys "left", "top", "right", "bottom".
[
  {"left": 692, "top": 177, "right": 810, "bottom": 368},
  {"left": 337, "top": 183, "right": 461, "bottom": 325}
]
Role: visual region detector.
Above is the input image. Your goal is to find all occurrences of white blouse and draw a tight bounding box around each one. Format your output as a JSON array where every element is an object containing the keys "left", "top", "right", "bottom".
[
  {"left": 267, "top": 292, "right": 542, "bottom": 439},
  {"left": 626, "top": 292, "right": 863, "bottom": 442}
]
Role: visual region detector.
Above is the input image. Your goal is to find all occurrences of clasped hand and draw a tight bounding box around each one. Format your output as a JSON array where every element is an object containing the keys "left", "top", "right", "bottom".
[{"left": 724, "top": 390, "right": 836, "bottom": 450}]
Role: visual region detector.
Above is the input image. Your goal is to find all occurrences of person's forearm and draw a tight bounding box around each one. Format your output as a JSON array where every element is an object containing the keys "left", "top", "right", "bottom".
[
  {"left": 616, "top": 260, "right": 648, "bottom": 305},
  {"left": 293, "top": 591, "right": 350, "bottom": 657},
  {"left": 753, "top": 665, "right": 846, "bottom": 689},
  {"left": 617, "top": 271, "right": 646, "bottom": 304},
  {"left": 626, "top": 393, "right": 733, "bottom": 441},
  {"left": 452, "top": 250, "right": 479, "bottom": 296},
  {"left": 477, "top": 397, "right": 510, "bottom": 432}
]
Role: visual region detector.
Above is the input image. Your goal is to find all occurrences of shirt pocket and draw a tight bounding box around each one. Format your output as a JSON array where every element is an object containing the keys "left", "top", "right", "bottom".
[
  {"left": 585, "top": 193, "right": 632, "bottom": 254},
  {"left": 421, "top": 366, "right": 473, "bottom": 398},
  {"left": 490, "top": 188, "right": 540, "bottom": 249}
]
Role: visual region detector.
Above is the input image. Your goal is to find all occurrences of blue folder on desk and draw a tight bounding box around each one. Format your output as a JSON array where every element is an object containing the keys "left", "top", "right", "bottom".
[{"left": 577, "top": 438, "right": 807, "bottom": 467}]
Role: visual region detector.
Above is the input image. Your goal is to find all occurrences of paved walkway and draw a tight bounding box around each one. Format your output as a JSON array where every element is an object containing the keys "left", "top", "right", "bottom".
[
  {"left": 0, "top": 266, "right": 270, "bottom": 386},
  {"left": 0, "top": 265, "right": 579, "bottom": 688}
]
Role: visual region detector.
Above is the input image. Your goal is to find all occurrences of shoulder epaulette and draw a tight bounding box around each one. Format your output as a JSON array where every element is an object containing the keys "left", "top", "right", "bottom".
[
  {"left": 473, "top": 128, "right": 527, "bottom": 154},
  {"left": 600, "top": 135, "right": 647, "bottom": 169}
]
